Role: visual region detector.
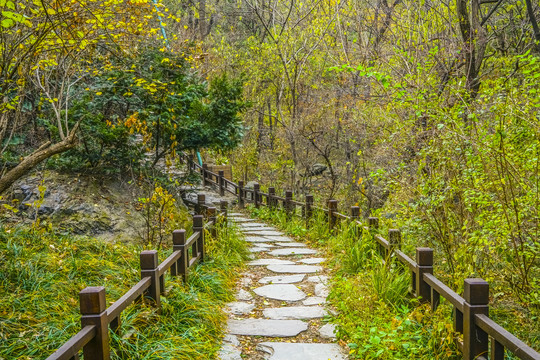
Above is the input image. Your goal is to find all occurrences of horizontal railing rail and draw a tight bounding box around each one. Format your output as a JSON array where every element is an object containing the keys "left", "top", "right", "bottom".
[
  {"left": 181, "top": 153, "right": 540, "bottom": 360},
  {"left": 46, "top": 195, "right": 228, "bottom": 360}
]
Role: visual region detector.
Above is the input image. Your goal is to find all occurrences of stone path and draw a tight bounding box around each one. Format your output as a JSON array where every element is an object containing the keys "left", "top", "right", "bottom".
[{"left": 218, "top": 213, "right": 346, "bottom": 360}]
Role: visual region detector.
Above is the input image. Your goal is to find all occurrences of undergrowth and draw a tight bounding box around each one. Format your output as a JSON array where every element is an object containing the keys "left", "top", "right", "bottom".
[
  {"left": 247, "top": 204, "right": 531, "bottom": 359},
  {"left": 0, "top": 221, "right": 248, "bottom": 359}
]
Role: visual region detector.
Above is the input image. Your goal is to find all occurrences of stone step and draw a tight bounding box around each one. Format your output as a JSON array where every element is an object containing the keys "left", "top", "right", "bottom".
[
  {"left": 243, "top": 230, "right": 284, "bottom": 236},
  {"left": 267, "top": 264, "right": 323, "bottom": 273},
  {"left": 257, "top": 342, "right": 346, "bottom": 360},
  {"left": 263, "top": 306, "right": 327, "bottom": 320},
  {"left": 258, "top": 274, "right": 306, "bottom": 284},
  {"left": 268, "top": 248, "right": 318, "bottom": 256},
  {"left": 248, "top": 259, "right": 295, "bottom": 266},
  {"left": 227, "top": 319, "right": 308, "bottom": 337},
  {"left": 254, "top": 284, "right": 307, "bottom": 301}
]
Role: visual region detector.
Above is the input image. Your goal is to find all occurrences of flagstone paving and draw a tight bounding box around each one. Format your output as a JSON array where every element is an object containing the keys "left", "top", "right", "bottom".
[{"left": 219, "top": 213, "right": 345, "bottom": 360}]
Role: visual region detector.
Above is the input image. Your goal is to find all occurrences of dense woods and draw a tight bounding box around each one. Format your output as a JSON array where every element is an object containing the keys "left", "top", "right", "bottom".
[
  {"left": 1, "top": 0, "right": 539, "bottom": 357},
  {"left": 201, "top": 0, "right": 540, "bottom": 312}
]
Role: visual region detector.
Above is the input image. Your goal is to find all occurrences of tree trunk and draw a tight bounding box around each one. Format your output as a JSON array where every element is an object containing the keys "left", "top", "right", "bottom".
[{"left": 0, "top": 128, "right": 78, "bottom": 195}]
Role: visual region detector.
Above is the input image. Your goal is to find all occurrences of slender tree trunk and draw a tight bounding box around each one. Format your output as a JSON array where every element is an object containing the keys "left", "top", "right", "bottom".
[{"left": 0, "top": 128, "right": 78, "bottom": 195}]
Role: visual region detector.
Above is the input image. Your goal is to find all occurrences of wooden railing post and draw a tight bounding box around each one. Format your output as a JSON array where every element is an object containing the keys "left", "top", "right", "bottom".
[
  {"left": 305, "top": 195, "right": 313, "bottom": 225},
  {"left": 140, "top": 250, "right": 160, "bottom": 309},
  {"left": 208, "top": 207, "right": 217, "bottom": 238},
  {"left": 463, "top": 278, "right": 489, "bottom": 360},
  {"left": 368, "top": 217, "right": 379, "bottom": 230},
  {"left": 351, "top": 206, "right": 360, "bottom": 220},
  {"left": 415, "top": 247, "right": 433, "bottom": 303},
  {"left": 268, "top": 187, "right": 276, "bottom": 209},
  {"left": 171, "top": 229, "right": 186, "bottom": 281},
  {"left": 388, "top": 229, "right": 401, "bottom": 257},
  {"left": 80, "top": 287, "right": 110, "bottom": 360},
  {"left": 285, "top": 190, "right": 293, "bottom": 219},
  {"left": 218, "top": 171, "right": 225, "bottom": 196},
  {"left": 350, "top": 206, "right": 360, "bottom": 236},
  {"left": 220, "top": 200, "right": 228, "bottom": 222},
  {"left": 238, "top": 181, "right": 245, "bottom": 208},
  {"left": 254, "top": 183, "right": 260, "bottom": 208},
  {"left": 193, "top": 215, "right": 205, "bottom": 261},
  {"left": 197, "top": 194, "right": 205, "bottom": 216},
  {"left": 328, "top": 199, "right": 338, "bottom": 230},
  {"left": 202, "top": 163, "right": 208, "bottom": 186}
]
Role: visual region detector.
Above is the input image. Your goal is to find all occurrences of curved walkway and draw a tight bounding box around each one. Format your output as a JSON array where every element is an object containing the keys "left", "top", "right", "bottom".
[{"left": 219, "top": 213, "right": 346, "bottom": 360}]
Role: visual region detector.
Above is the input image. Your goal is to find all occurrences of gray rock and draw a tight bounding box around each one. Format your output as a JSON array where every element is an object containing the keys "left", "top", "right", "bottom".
[
  {"left": 302, "top": 296, "right": 326, "bottom": 305},
  {"left": 245, "top": 236, "right": 275, "bottom": 243},
  {"left": 229, "top": 217, "right": 255, "bottom": 223},
  {"left": 254, "top": 284, "right": 306, "bottom": 301},
  {"left": 227, "top": 302, "right": 255, "bottom": 315},
  {"left": 262, "top": 235, "right": 294, "bottom": 242},
  {"left": 275, "top": 242, "right": 306, "bottom": 247},
  {"left": 251, "top": 242, "right": 274, "bottom": 248},
  {"left": 319, "top": 323, "right": 338, "bottom": 339},
  {"left": 218, "top": 344, "right": 242, "bottom": 360},
  {"left": 259, "top": 274, "right": 306, "bottom": 284},
  {"left": 257, "top": 342, "right": 346, "bottom": 360},
  {"left": 223, "top": 334, "right": 240, "bottom": 346},
  {"left": 238, "top": 222, "right": 268, "bottom": 227},
  {"left": 228, "top": 319, "right": 308, "bottom": 337},
  {"left": 240, "top": 276, "right": 253, "bottom": 287},
  {"left": 235, "top": 289, "right": 253, "bottom": 301},
  {"left": 268, "top": 248, "right": 317, "bottom": 256},
  {"left": 249, "top": 247, "right": 268, "bottom": 253},
  {"left": 299, "top": 258, "right": 326, "bottom": 264},
  {"left": 267, "top": 265, "right": 323, "bottom": 274},
  {"left": 315, "top": 283, "right": 329, "bottom": 298},
  {"left": 263, "top": 306, "right": 327, "bottom": 320},
  {"left": 307, "top": 275, "right": 329, "bottom": 284},
  {"left": 244, "top": 230, "right": 284, "bottom": 236},
  {"left": 241, "top": 226, "right": 276, "bottom": 232},
  {"left": 248, "top": 259, "right": 295, "bottom": 266}
]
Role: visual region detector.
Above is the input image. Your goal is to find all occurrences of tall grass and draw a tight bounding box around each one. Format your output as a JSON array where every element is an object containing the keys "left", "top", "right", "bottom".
[
  {"left": 0, "top": 222, "right": 248, "bottom": 359},
  {"left": 246, "top": 204, "right": 460, "bottom": 359}
]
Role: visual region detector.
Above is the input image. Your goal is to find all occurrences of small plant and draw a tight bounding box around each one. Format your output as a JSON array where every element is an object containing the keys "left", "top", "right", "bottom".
[{"left": 138, "top": 184, "right": 184, "bottom": 248}]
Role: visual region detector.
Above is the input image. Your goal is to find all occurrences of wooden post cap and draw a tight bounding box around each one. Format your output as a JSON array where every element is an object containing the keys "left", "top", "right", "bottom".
[
  {"left": 172, "top": 229, "right": 186, "bottom": 245},
  {"left": 464, "top": 278, "right": 489, "bottom": 305},
  {"left": 197, "top": 194, "right": 205, "bottom": 202},
  {"left": 368, "top": 217, "right": 379, "bottom": 228},
  {"left": 193, "top": 215, "right": 203, "bottom": 228},
  {"left": 389, "top": 229, "right": 401, "bottom": 244},
  {"left": 79, "top": 286, "right": 106, "bottom": 315},
  {"left": 140, "top": 250, "right": 158, "bottom": 270},
  {"left": 416, "top": 247, "right": 433, "bottom": 266},
  {"left": 207, "top": 207, "right": 217, "bottom": 216}
]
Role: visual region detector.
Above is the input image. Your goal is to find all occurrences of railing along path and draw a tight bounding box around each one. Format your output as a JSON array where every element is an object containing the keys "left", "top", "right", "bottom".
[
  {"left": 186, "top": 155, "right": 540, "bottom": 360},
  {"left": 46, "top": 200, "right": 226, "bottom": 360}
]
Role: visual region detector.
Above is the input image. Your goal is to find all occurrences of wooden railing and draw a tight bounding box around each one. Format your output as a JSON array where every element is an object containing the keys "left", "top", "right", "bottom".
[
  {"left": 46, "top": 201, "right": 227, "bottom": 360},
  {"left": 186, "top": 155, "right": 540, "bottom": 360}
]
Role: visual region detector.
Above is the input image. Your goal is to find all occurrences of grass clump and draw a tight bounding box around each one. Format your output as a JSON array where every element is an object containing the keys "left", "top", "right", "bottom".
[{"left": 0, "top": 221, "right": 248, "bottom": 359}]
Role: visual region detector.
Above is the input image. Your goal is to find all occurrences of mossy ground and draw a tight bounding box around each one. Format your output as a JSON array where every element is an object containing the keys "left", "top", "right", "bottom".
[{"left": 0, "top": 221, "right": 249, "bottom": 360}]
